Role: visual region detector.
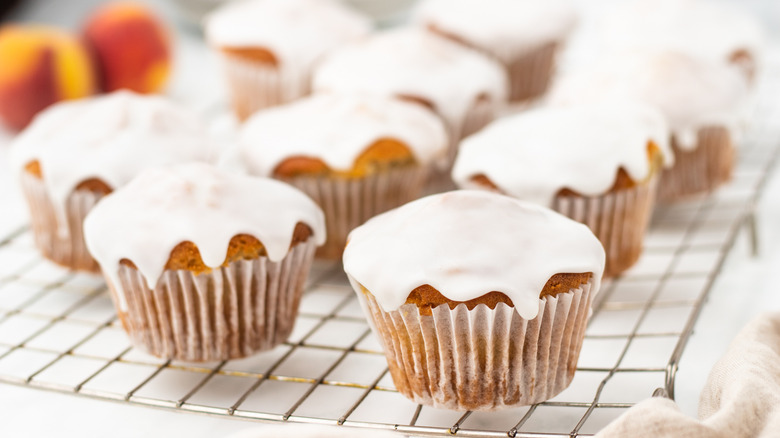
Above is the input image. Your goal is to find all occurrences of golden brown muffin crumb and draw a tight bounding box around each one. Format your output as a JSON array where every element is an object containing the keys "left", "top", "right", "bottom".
[
  {"left": 120, "top": 222, "right": 312, "bottom": 274},
  {"left": 25, "top": 160, "right": 113, "bottom": 194},
  {"left": 404, "top": 272, "right": 592, "bottom": 316},
  {"left": 273, "top": 138, "right": 416, "bottom": 179},
  {"left": 221, "top": 46, "right": 278, "bottom": 66}
]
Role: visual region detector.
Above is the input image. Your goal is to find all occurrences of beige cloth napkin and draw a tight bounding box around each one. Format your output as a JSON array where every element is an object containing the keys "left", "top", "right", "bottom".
[{"left": 597, "top": 312, "right": 780, "bottom": 438}]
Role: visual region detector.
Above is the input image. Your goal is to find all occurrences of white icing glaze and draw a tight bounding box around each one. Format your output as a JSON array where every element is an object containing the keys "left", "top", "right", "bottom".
[
  {"left": 238, "top": 93, "right": 449, "bottom": 175},
  {"left": 549, "top": 50, "right": 748, "bottom": 150},
  {"left": 452, "top": 103, "right": 671, "bottom": 207},
  {"left": 83, "top": 163, "right": 326, "bottom": 304},
  {"left": 599, "top": 0, "right": 764, "bottom": 67},
  {"left": 312, "top": 28, "right": 508, "bottom": 134},
  {"left": 343, "top": 190, "right": 605, "bottom": 319},
  {"left": 10, "top": 91, "right": 218, "bottom": 233},
  {"left": 413, "top": 0, "right": 577, "bottom": 63},
  {"left": 205, "top": 0, "right": 371, "bottom": 70}
]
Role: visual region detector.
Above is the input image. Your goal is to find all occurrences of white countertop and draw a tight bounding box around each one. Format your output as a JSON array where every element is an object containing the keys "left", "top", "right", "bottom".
[{"left": 1, "top": 0, "right": 779, "bottom": 437}]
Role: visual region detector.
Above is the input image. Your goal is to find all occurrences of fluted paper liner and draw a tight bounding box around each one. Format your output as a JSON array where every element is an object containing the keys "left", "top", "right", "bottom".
[
  {"left": 358, "top": 282, "right": 593, "bottom": 411},
  {"left": 283, "top": 165, "right": 428, "bottom": 259},
  {"left": 109, "top": 240, "right": 316, "bottom": 362},
  {"left": 658, "top": 126, "right": 735, "bottom": 203},
  {"left": 20, "top": 172, "right": 103, "bottom": 272},
  {"left": 219, "top": 51, "right": 310, "bottom": 120},
  {"left": 506, "top": 42, "right": 558, "bottom": 103},
  {"left": 553, "top": 175, "right": 658, "bottom": 277}
]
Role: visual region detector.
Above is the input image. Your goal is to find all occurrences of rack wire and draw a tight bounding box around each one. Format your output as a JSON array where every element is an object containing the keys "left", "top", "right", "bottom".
[{"left": 0, "top": 61, "right": 779, "bottom": 438}]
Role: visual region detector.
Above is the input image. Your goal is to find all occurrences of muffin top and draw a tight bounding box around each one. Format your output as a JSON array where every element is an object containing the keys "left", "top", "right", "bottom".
[
  {"left": 238, "top": 93, "right": 449, "bottom": 176},
  {"left": 84, "top": 163, "right": 326, "bottom": 297},
  {"left": 599, "top": 0, "right": 764, "bottom": 68},
  {"left": 11, "top": 91, "right": 216, "bottom": 208},
  {"left": 549, "top": 50, "right": 747, "bottom": 149},
  {"left": 414, "top": 0, "right": 577, "bottom": 62},
  {"left": 313, "top": 28, "right": 508, "bottom": 130},
  {"left": 343, "top": 191, "right": 605, "bottom": 319},
  {"left": 452, "top": 102, "right": 671, "bottom": 206},
  {"left": 205, "top": 0, "right": 371, "bottom": 68}
]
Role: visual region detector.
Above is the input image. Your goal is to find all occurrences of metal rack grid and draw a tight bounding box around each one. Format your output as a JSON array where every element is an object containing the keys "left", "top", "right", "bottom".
[{"left": 0, "top": 66, "right": 779, "bottom": 438}]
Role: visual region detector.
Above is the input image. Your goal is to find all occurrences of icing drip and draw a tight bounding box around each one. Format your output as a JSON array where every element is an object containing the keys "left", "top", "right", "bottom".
[
  {"left": 549, "top": 50, "right": 748, "bottom": 150},
  {"left": 343, "top": 190, "right": 605, "bottom": 319},
  {"left": 413, "top": 0, "right": 578, "bottom": 63},
  {"left": 312, "top": 28, "right": 508, "bottom": 134},
  {"left": 10, "top": 91, "right": 218, "bottom": 233},
  {"left": 83, "top": 163, "right": 326, "bottom": 308},
  {"left": 452, "top": 102, "right": 671, "bottom": 207},
  {"left": 238, "top": 93, "right": 449, "bottom": 175},
  {"left": 599, "top": 0, "right": 765, "bottom": 67},
  {"left": 205, "top": 0, "right": 372, "bottom": 70}
]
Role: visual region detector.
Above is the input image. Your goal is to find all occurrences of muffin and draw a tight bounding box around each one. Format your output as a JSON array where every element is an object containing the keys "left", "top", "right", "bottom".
[
  {"left": 343, "top": 191, "right": 606, "bottom": 410},
  {"left": 10, "top": 91, "right": 216, "bottom": 272},
  {"left": 312, "top": 28, "right": 508, "bottom": 170},
  {"left": 204, "top": 0, "right": 371, "bottom": 120},
  {"left": 453, "top": 103, "right": 670, "bottom": 277},
  {"left": 414, "top": 0, "right": 577, "bottom": 103},
  {"left": 550, "top": 51, "right": 747, "bottom": 202},
  {"left": 83, "top": 163, "right": 326, "bottom": 362},
  {"left": 599, "top": 0, "right": 764, "bottom": 82},
  {"left": 239, "top": 93, "right": 448, "bottom": 258}
]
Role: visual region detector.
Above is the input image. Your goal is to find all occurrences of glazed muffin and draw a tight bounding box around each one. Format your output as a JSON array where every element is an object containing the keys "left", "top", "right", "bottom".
[
  {"left": 550, "top": 51, "right": 747, "bottom": 202},
  {"left": 453, "top": 103, "right": 670, "bottom": 277},
  {"left": 83, "top": 163, "right": 326, "bottom": 362},
  {"left": 414, "top": 0, "right": 577, "bottom": 103},
  {"left": 239, "top": 93, "right": 448, "bottom": 258},
  {"left": 313, "top": 28, "right": 508, "bottom": 170},
  {"left": 204, "top": 0, "right": 371, "bottom": 120},
  {"left": 10, "top": 91, "right": 216, "bottom": 272},
  {"left": 343, "top": 191, "right": 605, "bottom": 410},
  {"left": 599, "top": 0, "right": 764, "bottom": 82}
]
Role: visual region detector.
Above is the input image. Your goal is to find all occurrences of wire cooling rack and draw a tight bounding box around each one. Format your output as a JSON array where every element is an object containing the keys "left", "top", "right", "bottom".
[{"left": 0, "top": 64, "right": 779, "bottom": 438}]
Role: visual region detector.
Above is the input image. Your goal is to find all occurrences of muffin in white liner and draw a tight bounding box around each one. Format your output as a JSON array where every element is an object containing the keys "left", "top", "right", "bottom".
[
  {"left": 453, "top": 102, "right": 671, "bottom": 277},
  {"left": 550, "top": 50, "right": 748, "bottom": 202},
  {"left": 343, "top": 191, "right": 605, "bottom": 410},
  {"left": 598, "top": 0, "right": 764, "bottom": 82},
  {"left": 10, "top": 91, "right": 217, "bottom": 272},
  {"left": 204, "top": 0, "right": 371, "bottom": 119},
  {"left": 414, "top": 0, "right": 577, "bottom": 102},
  {"left": 313, "top": 28, "right": 508, "bottom": 171},
  {"left": 83, "top": 163, "right": 326, "bottom": 362},
  {"left": 238, "top": 93, "right": 448, "bottom": 258}
]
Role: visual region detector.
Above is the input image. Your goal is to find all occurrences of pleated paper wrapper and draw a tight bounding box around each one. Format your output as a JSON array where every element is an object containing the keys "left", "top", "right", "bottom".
[
  {"left": 505, "top": 42, "right": 559, "bottom": 103},
  {"left": 357, "top": 282, "right": 594, "bottom": 411},
  {"left": 658, "top": 126, "right": 735, "bottom": 203},
  {"left": 219, "top": 51, "right": 310, "bottom": 120},
  {"left": 283, "top": 165, "right": 428, "bottom": 259},
  {"left": 553, "top": 175, "right": 659, "bottom": 277},
  {"left": 109, "top": 239, "right": 317, "bottom": 362},
  {"left": 20, "top": 172, "right": 103, "bottom": 272}
]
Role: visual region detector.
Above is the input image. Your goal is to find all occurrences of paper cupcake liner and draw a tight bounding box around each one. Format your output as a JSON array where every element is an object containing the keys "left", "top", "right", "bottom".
[
  {"left": 219, "top": 51, "right": 310, "bottom": 120},
  {"left": 283, "top": 166, "right": 428, "bottom": 259},
  {"left": 358, "top": 282, "right": 593, "bottom": 411},
  {"left": 553, "top": 175, "right": 658, "bottom": 277},
  {"left": 20, "top": 172, "right": 103, "bottom": 272},
  {"left": 657, "top": 127, "right": 735, "bottom": 203},
  {"left": 506, "top": 42, "right": 558, "bottom": 103},
  {"left": 110, "top": 239, "right": 317, "bottom": 362}
]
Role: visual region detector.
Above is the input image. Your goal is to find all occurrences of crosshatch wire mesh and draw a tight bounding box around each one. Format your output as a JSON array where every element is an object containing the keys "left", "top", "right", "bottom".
[{"left": 0, "top": 57, "right": 779, "bottom": 438}]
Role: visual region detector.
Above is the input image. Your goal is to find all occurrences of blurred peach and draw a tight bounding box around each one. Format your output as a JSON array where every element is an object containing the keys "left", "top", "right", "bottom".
[
  {"left": 0, "top": 25, "right": 96, "bottom": 130},
  {"left": 84, "top": 1, "right": 171, "bottom": 93}
]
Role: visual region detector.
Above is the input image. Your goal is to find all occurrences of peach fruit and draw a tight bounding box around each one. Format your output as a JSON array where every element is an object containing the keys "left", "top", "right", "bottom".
[
  {"left": 0, "top": 25, "right": 96, "bottom": 130},
  {"left": 84, "top": 1, "right": 171, "bottom": 93}
]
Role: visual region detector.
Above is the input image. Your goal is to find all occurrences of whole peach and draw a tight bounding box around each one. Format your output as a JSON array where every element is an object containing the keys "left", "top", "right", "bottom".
[
  {"left": 84, "top": 1, "right": 171, "bottom": 93},
  {"left": 0, "top": 25, "right": 96, "bottom": 130}
]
